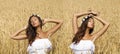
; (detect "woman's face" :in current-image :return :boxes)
[87,18,94,29]
[30,16,41,27]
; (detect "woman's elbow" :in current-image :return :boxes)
[104,21,110,26]
[10,35,16,39]
[106,22,110,27]
[104,22,110,28]
[10,36,14,39]
[59,20,63,25]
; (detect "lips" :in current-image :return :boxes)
[32,23,36,26]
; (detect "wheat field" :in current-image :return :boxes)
[0,0,120,54]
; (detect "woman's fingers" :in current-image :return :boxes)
[88,10,100,16]
[92,11,100,15]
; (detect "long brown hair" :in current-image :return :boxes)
[26,15,43,45]
[72,16,94,44]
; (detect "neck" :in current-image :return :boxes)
[36,26,42,33]
[84,28,90,37]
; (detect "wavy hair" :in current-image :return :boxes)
[72,16,94,44]
[26,15,43,45]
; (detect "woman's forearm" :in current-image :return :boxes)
[44,18,63,36]
[44,19,63,24]
[74,12,91,18]
[92,16,110,41]
[94,16,109,26]
[11,27,26,38]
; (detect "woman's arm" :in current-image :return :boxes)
[11,26,27,40]
[73,12,91,34]
[44,19,63,37]
[92,16,110,41]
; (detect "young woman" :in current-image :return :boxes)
[11,14,63,54]
[70,10,110,54]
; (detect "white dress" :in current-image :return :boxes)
[27,38,52,54]
[70,40,95,54]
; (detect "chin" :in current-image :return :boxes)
[34,25,40,28]
[89,27,93,29]
[32,25,37,27]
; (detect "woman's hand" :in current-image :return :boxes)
[42,19,48,25]
[88,10,100,16]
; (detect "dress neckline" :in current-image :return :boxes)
[80,40,94,43]
[35,38,49,40]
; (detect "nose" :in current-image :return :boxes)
[31,21,36,25]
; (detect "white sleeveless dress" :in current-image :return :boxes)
[70,40,95,54]
[27,38,52,54]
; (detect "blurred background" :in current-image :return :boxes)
[0,0,120,54]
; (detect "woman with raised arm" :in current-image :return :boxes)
[70,10,110,54]
[11,14,63,54]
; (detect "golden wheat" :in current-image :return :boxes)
[0,0,120,54]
